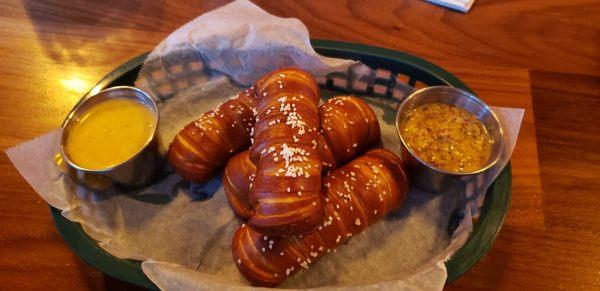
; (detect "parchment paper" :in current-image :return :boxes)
[6,1,524,290]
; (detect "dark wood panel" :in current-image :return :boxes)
[447,71,600,291]
[531,72,600,231]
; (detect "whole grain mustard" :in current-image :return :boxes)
[401,103,492,173]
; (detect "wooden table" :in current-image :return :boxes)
[0,0,598,289]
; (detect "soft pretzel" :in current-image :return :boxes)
[232,149,409,287]
[168,88,256,183]
[225,96,380,221]
[224,151,256,220]
[319,96,380,166]
[248,67,324,236]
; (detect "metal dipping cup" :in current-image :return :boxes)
[60,86,163,191]
[395,86,504,193]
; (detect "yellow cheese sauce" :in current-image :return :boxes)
[401,103,492,173]
[65,98,155,170]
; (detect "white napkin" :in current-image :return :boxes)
[426,0,475,12]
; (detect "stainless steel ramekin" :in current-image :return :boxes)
[395,86,504,192]
[60,86,163,191]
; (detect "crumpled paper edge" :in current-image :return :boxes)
[135,0,355,101]
[141,259,447,291]
[5,129,73,211]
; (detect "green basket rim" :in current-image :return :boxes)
[50,40,511,289]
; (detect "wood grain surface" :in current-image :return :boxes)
[0,0,598,290]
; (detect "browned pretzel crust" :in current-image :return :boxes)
[248,67,324,236]
[168,88,256,183]
[232,149,408,287]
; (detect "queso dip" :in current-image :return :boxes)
[65,98,156,170]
